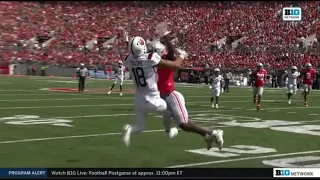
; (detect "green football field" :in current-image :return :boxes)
[0,75,320,168]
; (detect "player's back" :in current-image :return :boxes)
[288,72,299,84]
[125,53,160,101]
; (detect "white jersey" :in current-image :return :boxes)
[117,65,125,78]
[287,71,299,85]
[212,74,223,89]
[125,52,161,101]
[78,67,88,77]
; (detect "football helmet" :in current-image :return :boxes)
[128,36,147,57]
[305,63,312,70]
[257,63,263,69]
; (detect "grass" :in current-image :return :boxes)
[0,75,319,168]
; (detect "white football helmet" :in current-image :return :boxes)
[291,66,297,70]
[257,63,263,70]
[214,68,220,72]
[128,36,147,57]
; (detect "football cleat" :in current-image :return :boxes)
[214,129,224,150]
[168,127,179,139]
[204,135,214,150]
[119,93,123,96]
[107,91,111,95]
[215,104,219,109]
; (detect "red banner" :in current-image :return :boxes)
[0,66,9,75]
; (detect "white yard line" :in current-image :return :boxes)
[0,94,66,96]
[0,104,134,110]
[0,126,228,145]
[0,110,236,122]
[0,129,163,144]
[0,97,132,102]
[0,101,246,110]
[0,90,42,92]
[166,150,320,168]
[1,101,320,110]
[55,110,237,119]
[246,106,320,111]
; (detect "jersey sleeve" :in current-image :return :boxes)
[148,52,161,66]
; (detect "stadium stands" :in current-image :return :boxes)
[0,1,319,69]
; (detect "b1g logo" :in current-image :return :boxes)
[275,169,291,176]
[282,7,302,21]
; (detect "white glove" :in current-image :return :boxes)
[155,22,170,38]
[121,28,129,42]
[175,48,188,59]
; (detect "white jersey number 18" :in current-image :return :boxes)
[132,67,147,87]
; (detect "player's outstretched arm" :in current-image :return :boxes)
[122,29,129,47]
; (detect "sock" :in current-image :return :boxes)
[110,83,115,91]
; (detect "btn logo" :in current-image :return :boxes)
[274,169,291,177]
[282,7,302,21]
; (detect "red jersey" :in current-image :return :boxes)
[253,69,267,87]
[301,68,316,85]
[157,50,175,95]
[157,67,175,95]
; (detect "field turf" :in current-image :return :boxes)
[0,76,319,168]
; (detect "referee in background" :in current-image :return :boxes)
[77,63,88,92]
[224,71,232,92]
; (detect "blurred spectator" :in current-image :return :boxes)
[0,1,318,70]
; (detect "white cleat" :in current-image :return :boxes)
[168,127,179,139]
[107,91,111,95]
[119,93,123,96]
[204,134,214,150]
[288,100,291,104]
[211,103,214,108]
[122,124,132,147]
[214,129,224,150]
[215,104,219,109]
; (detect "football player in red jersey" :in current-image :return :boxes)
[252,63,267,110]
[300,63,316,107]
[152,25,224,150]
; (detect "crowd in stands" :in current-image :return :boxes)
[0,1,319,70]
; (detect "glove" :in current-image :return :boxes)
[175,48,188,59]
[155,22,170,38]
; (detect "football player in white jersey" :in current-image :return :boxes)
[108,61,126,96]
[284,66,299,104]
[211,68,223,108]
[122,36,186,147]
